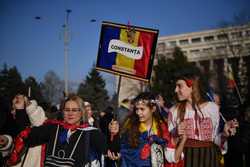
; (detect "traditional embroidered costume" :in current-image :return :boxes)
[7,120,106,167]
[120,119,184,167]
[168,102,227,167]
[8,100,47,167]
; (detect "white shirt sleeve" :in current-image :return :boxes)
[164,147,184,163]
[168,106,178,134]
[26,100,47,126]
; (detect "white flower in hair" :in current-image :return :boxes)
[136,99,159,105]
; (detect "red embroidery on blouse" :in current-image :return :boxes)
[183,118,195,139]
[183,117,213,141]
[199,118,213,141]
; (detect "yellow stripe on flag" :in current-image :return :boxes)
[228,65,234,80]
[116,29,140,72]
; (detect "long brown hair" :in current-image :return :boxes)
[121,92,166,148]
[175,67,208,121]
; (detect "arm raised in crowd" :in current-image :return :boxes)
[26,100,47,126]
[12,94,31,132]
[12,94,47,128]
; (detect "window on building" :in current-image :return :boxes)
[156,54,164,59]
[230,44,242,50]
[216,46,227,50]
[204,36,214,42]
[168,41,177,47]
[231,31,242,38]
[157,42,166,52]
[190,49,200,53]
[217,33,228,40]
[179,39,189,45]
[245,30,250,37]
[165,52,173,58]
[203,48,213,52]
[182,51,187,55]
[245,43,250,49]
[191,37,201,43]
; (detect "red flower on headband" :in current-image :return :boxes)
[185,79,193,87]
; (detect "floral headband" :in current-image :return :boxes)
[135,99,158,106]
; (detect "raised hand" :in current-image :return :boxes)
[223,119,239,137]
[12,94,30,110]
[109,119,119,135]
[107,149,121,161]
[12,94,25,110]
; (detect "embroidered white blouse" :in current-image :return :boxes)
[168,102,227,154]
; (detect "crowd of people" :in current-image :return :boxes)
[0,66,249,167]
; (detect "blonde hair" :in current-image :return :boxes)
[63,94,88,123]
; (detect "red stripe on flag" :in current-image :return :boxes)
[227,65,236,89]
[228,79,236,89]
[134,32,155,78]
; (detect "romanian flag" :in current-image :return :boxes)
[227,64,236,89]
[96,21,158,82]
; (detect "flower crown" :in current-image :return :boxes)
[135,99,158,106]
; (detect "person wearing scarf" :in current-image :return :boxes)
[7,94,107,167]
[108,92,186,167]
[1,94,47,167]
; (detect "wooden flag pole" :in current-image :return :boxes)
[117,75,122,102]
[115,75,122,118]
[28,86,31,98]
[110,75,122,143]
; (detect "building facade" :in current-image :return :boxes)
[118,24,250,103]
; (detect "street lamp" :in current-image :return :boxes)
[63,9,72,97]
